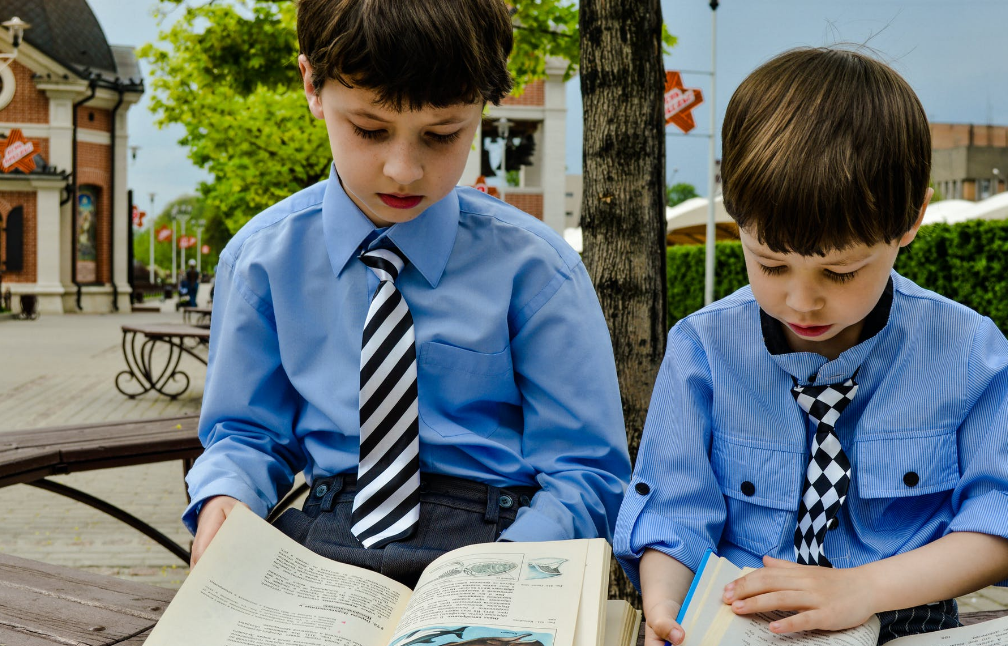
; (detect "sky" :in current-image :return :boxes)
[84,0,1008,216]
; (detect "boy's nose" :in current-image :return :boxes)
[785,283,823,313]
[383,144,423,186]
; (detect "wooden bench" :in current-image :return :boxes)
[180,305,212,327]
[0,415,202,564]
[116,323,211,399]
[0,552,174,645]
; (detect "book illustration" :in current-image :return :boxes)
[527,557,568,579]
[430,557,521,580]
[392,625,554,646]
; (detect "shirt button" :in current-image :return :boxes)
[740,481,756,497]
[903,471,920,487]
[635,482,650,495]
[314,484,329,498]
[827,517,839,530]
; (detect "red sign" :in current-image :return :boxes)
[201,245,210,254]
[472,174,500,198]
[664,71,704,134]
[1,129,39,173]
[156,226,172,242]
[132,206,146,228]
[179,235,197,249]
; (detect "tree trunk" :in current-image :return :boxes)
[580,0,667,606]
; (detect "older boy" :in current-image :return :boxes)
[184,0,630,587]
[614,47,1008,645]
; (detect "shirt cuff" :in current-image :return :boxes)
[947,491,1008,586]
[182,480,272,535]
[499,507,574,542]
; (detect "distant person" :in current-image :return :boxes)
[182,0,631,589]
[615,47,1008,646]
[185,259,199,307]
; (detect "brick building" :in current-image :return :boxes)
[0,0,142,314]
[459,57,568,234]
[931,123,1008,201]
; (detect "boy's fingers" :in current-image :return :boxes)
[729,589,812,616]
[762,556,800,569]
[645,618,685,646]
[767,609,823,635]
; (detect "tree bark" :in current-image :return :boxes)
[580,0,667,606]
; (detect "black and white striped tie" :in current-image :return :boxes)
[352,247,421,549]
[791,374,858,567]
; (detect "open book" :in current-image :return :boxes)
[677,551,1008,645]
[146,505,639,646]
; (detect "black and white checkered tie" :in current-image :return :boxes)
[791,374,858,567]
[352,247,421,549]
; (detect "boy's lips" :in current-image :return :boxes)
[788,322,832,338]
[378,193,423,209]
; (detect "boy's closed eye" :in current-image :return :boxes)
[756,263,859,284]
[351,123,462,146]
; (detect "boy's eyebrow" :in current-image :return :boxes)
[349,108,468,126]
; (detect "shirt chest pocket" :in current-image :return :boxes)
[417,341,520,438]
[854,428,959,532]
[711,434,805,555]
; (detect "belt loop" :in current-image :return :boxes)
[320,474,344,513]
[485,485,500,523]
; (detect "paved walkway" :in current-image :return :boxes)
[0,295,1006,612]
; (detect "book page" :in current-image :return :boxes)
[887,614,1008,646]
[680,553,879,646]
[145,505,412,646]
[573,539,612,646]
[602,600,641,646]
[388,539,601,646]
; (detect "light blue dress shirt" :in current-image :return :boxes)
[183,171,631,542]
[614,273,1008,589]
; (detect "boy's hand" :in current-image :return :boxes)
[643,597,685,646]
[722,556,874,634]
[639,549,695,646]
[191,495,247,568]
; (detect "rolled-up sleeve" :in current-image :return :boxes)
[614,322,725,590]
[947,317,1008,562]
[182,256,306,534]
[498,260,631,543]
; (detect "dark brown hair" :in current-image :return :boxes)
[721,47,931,255]
[297,0,513,111]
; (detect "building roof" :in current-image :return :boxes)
[0,0,142,86]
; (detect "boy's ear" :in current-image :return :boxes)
[898,187,934,248]
[299,54,325,120]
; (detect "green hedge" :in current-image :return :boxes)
[667,219,1008,332]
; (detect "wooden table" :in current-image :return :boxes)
[116,323,210,399]
[0,552,174,645]
[180,305,212,327]
[0,415,202,563]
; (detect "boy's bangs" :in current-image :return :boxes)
[726,152,892,257]
[301,0,512,111]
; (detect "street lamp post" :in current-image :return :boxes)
[194,219,206,274]
[704,0,719,306]
[148,193,155,283]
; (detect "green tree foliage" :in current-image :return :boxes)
[665,220,1008,333]
[666,182,698,207]
[141,0,607,232]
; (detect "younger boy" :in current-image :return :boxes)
[614,47,1008,645]
[184,0,631,587]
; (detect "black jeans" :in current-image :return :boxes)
[274,473,537,588]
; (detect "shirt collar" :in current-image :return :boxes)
[760,276,894,384]
[322,166,458,287]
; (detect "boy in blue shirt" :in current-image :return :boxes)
[614,47,1008,645]
[184,0,631,586]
